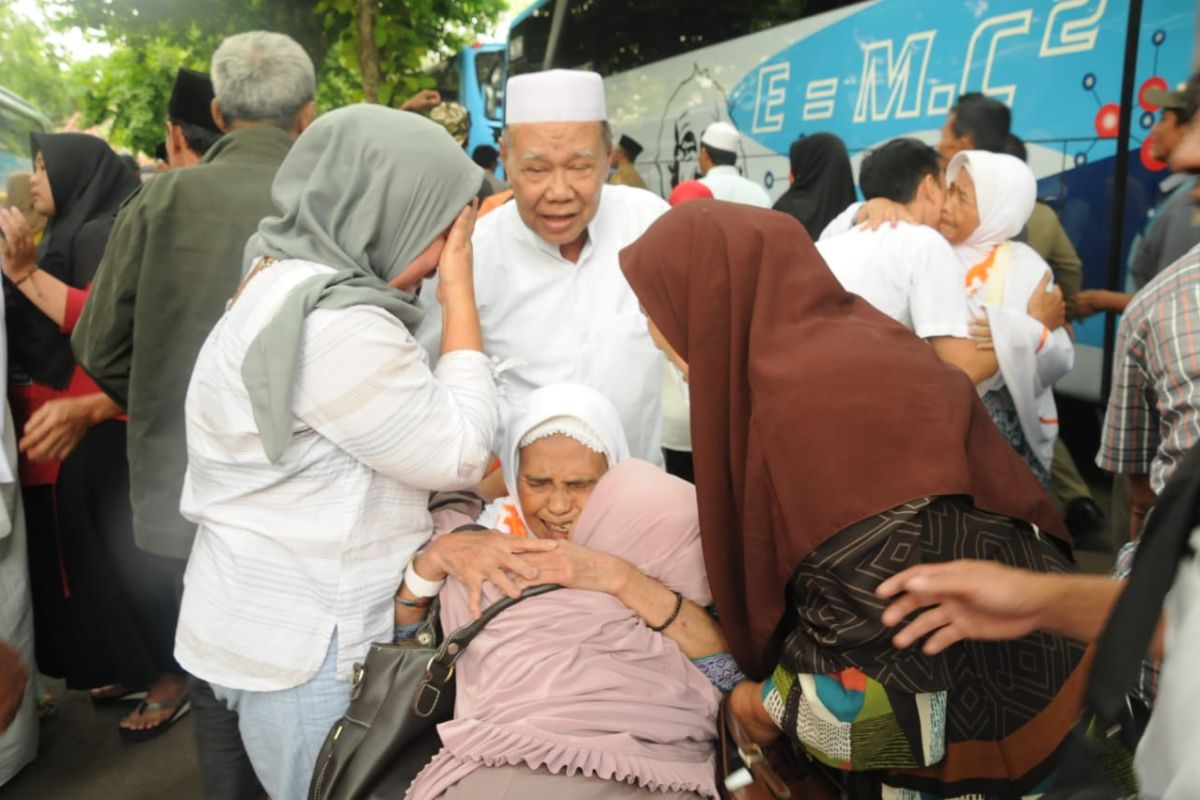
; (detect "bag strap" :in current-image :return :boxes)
[412,583,562,716]
[1087,443,1200,726]
[1049,443,1200,794]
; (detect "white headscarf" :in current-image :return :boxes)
[945,150,1037,265]
[499,384,631,527]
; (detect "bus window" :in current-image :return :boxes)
[508,0,856,76]
[476,49,505,121]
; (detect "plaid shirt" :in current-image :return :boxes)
[1098,243,1200,494]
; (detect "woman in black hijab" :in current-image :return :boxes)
[771,132,856,238]
[1,133,189,741]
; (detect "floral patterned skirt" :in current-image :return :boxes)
[981,386,1052,490]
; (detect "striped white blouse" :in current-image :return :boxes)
[175,259,497,691]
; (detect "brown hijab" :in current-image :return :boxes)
[619,200,1067,679]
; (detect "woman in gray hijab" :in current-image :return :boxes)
[172,105,552,800]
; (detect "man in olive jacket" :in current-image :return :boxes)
[72,31,316,800]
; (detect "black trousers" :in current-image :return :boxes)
[664,448,694,484]
[190,676,266,800]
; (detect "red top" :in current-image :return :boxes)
[9,284,124,486]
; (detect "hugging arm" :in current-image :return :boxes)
[515,540,730,660]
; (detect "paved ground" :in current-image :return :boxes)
[0,679,200,800]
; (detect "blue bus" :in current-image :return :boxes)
[507,0,1198,403]
[431,42,507,161]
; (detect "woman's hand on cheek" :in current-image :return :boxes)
[514,541,628,595]
[435,202,477,305]
[419,530,557,619]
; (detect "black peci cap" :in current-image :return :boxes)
[618,134,644,161]
[168,68,221,133]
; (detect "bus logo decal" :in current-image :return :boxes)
[1040,0,1108,57]
[852,30,936,123]
[752,63,790,133]
[803,77,838,121]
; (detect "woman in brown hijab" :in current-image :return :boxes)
[619,201,1119,798]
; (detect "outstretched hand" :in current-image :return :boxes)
[418,530,557,619]
[400,89,442,112]
[513,539,625,595]
[875,560,1048,655]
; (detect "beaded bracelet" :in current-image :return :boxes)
[649,590,684,632]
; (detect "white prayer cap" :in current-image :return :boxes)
[505,69,607,124]
[701,121,741,152]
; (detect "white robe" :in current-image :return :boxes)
[418,185,668,464]
[0,299,36,786]
[967,242,1073,470]
[949,150,1074,472]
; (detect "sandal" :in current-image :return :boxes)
[89,685,149,706]
[117,695,191,743]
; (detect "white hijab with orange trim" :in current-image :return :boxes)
[478,383,631,536]
[947,150,1073,471]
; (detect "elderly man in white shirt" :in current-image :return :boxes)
[420,70,669,475]
[697,121,771,208]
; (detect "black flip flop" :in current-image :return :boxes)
[117,696,191,743]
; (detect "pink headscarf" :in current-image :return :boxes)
[407,460,720,799]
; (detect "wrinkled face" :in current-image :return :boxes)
[937,112,971,167]
[1151,109,1189,162]
[502,122,607,250]
[938,169,981,244]
[29,152,54,216]
[516,434,608,541]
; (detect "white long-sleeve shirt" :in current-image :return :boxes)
[176,259,497,690]
[418,184,667,463]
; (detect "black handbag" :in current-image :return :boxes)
[308,583,562,800]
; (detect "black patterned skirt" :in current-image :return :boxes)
[772,495,1125,798]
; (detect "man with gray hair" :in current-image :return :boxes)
[72,30,315,799]
[419,69,668,477]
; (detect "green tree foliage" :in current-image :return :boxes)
[44,0,505,152]
[0,1,84,124]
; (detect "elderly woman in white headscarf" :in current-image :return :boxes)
[397,383,737,800]
[939,150,1074,487]
[173,105,539,800]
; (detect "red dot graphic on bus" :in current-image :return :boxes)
[1139,76,1168,111]
[1141,136,1167,172]
[1094,103,1120,138]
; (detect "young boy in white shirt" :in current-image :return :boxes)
[816,138,997,384]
